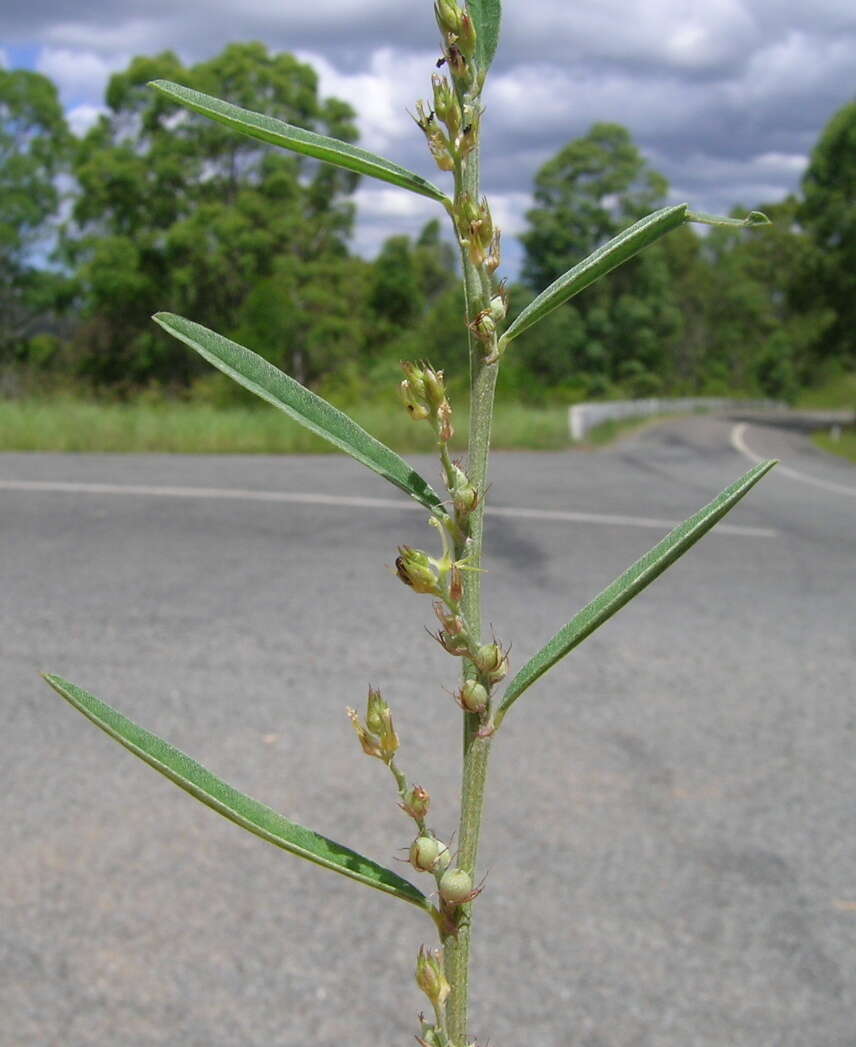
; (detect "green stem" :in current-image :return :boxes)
[443,124,499,1046]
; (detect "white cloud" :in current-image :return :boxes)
[349,185,441,257]
[296,47,437,155]
[504,0,759,73]
[0,48,8,69]
[66,103,106,136]
[9,0,852,273]
[43,19,163,58]
[36,46,128,105]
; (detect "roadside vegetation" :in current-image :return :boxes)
[0,396,571,454]
[1,57,855,454]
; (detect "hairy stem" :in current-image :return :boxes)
[443,128,499,1046]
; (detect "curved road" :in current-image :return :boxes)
[2,413,854,1046]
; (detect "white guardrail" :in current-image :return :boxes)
[568,398,784,442]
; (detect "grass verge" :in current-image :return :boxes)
[813,427,856,464]
[0,398,572,454]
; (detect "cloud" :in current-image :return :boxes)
[36,46,129,106]
[66,102,106,137]
[349,185,441,258]
[5,0,854,274]
[296,47,437,156]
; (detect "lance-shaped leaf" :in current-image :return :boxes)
[500,204,688,347]
[153,313,445,516]
[468,0,502,76]
[494,460,777,725]
[150,80,450,206]
[43,674,431,912]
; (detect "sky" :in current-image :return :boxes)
[2,0,855,278]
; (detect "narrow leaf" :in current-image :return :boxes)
[501,204,688,347]
[468,0,502,75]
[150,80,450,206]
[153,313,445,516]
[495,460,777,724]
[43,674,431,911]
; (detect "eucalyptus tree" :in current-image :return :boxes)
[64,43,358,387]
[0,69,70,356]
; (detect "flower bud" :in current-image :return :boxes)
[346,707,383,760]
[436,400,454,443]
[457,12,477,59]
[434,0,462,36]
[449,463,478,514]
[439,866,474,905]
[401,360,427,400]
[474,642,509,684]
[488,285,508,323]
[431,75,459,138]
[485,230,502,274]
[459,679,488,714]
[416,946,451,1010]
[467,309,496,344]
[365,687,399,760]
[433,602,470,657]
[401,784,431,821]
[396,546,440,595]
[422,366,446,411]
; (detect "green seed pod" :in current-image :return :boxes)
[433,840,452,873]
[459,679,488,713]
[410,836,442,872]
[439,866,473,905]
[475,642,508,684]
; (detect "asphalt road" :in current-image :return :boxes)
[2,413,854,1046]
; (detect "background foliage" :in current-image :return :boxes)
[1,48,854,409]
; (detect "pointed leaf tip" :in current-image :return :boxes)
[152,312,445,515]
[501,205,688,346]
[148,79,450,205]
[495,459,776,723]
[43,673,430,910]
[686,208,771,229]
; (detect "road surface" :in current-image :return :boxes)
[2,413,854,1046]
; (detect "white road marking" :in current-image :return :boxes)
[731,422,856,499]
[0,478,777,537]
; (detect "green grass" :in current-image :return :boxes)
[0,397,571,454]
[583,413,672,446]
[796,369,856,409]
[813,427,856,464]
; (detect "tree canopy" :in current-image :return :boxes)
[0,50,851,406]
[798,99,856,367]
[0,69,70,357]
[63,43,359,386]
